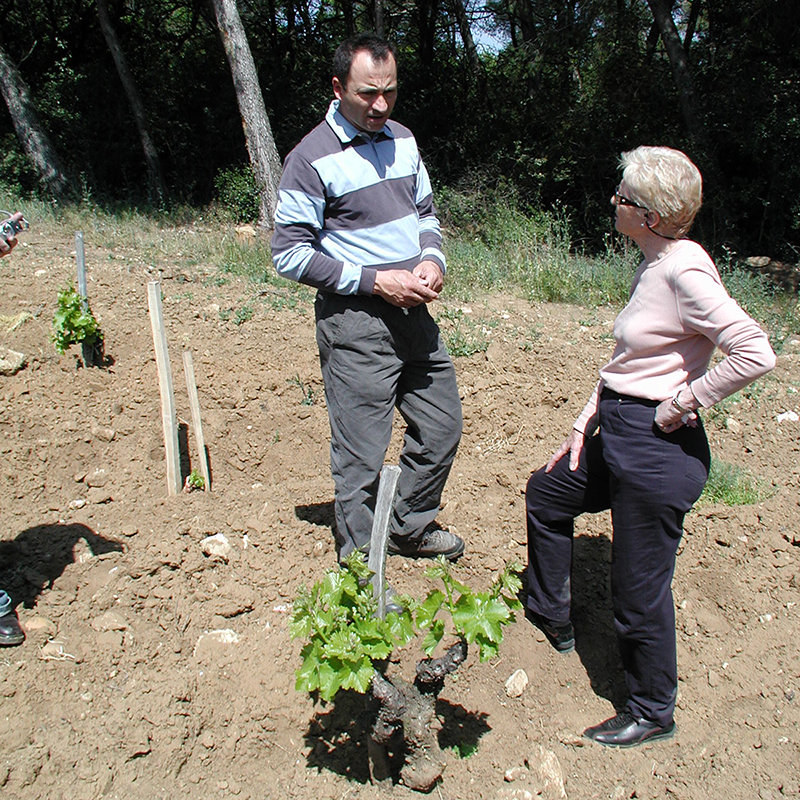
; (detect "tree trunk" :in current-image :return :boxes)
[0,44,74,202]
[209,0,282,230]
[450,0,484,91]
[97,0,168,205]
[683,0,701,54]
[645,0,705,146]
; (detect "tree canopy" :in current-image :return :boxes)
[1,0,798,260]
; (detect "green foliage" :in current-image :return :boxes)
[290,553,416,702]
[290,554,522,702]
[450,741,479,759]
[0,136,40,197]
[186,469,205,491]
[699,459,772,506]
[52,284,103,355]
[441,185,637,306]
[3,0,800,261]
[417,557,522,663]
[437,308,491,358]
[214,167,259,223]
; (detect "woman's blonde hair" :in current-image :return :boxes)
[620,146,703,238]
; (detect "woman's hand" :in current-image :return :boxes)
[654,399,698,433]
[546,429,585,473]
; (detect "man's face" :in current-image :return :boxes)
[332,50,397,133]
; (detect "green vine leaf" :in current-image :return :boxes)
[421,618,446,657]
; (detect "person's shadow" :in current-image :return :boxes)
[570,533,628,709]
[0,522,124,609]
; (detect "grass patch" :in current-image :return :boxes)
[439,184,638,306]
[718,255,800,354]
[439,184,799,350]
[0,183,794,350]
[436,307,492,358]
[699,459,772,506]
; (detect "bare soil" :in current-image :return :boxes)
[1,223,798,800]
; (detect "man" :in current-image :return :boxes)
[0,211,26,647]
[272,34,464,570]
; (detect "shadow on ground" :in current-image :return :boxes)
[302,688,491,785]
[0,522,124,609]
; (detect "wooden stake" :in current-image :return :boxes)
[75,231,88,308]
[75,231,94,366]
[182,350,211,492]
[367,465,401,619]
[147,281,181,496]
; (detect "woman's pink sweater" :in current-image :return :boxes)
[574,240,776,435]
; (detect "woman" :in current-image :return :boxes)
[524,146,775,747]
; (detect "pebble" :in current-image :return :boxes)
[505,669,529,698]
[201,533,232,561]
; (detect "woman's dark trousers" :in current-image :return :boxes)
[526,390,710,726]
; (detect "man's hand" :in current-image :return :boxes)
[0,212,24,257]
[545,429,585,473]
[412,260,444,294]
[373,268,439,308]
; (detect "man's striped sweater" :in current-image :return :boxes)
[271,100,446,296]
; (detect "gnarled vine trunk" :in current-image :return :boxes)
[368,639,468,792]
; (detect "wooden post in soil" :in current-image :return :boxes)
[75,231,94,366]
[366,464,401,784]
[367,464,401,620]
[147,281,182,496]
[182,350,211,491]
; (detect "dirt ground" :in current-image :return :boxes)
[0,220,798,800]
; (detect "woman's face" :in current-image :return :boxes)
[611,179,647,238]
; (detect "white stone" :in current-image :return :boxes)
[90,611,129,632]
[201,533,232,561]
[504,668,529,697]
[0,346,25,375]
[525,744,567,799]
[193,629,240,658]
[86,467,110,487]
[776,410,799,423]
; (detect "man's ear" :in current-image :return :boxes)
[332,76,344,101]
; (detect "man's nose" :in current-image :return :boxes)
[373,93,389,113]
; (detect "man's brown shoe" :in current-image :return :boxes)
[388,524,465,561]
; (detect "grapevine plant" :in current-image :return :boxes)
[290,553,522,790]
[52,283,103,357]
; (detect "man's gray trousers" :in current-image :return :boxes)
[315,292,462,560]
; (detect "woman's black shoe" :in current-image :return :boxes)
[583,711,675,748]
[524,607,574,653]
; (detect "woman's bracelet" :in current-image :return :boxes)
[671,393,691,414]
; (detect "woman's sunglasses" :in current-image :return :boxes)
[614,186,648,210]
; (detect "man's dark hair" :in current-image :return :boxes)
[333,33,397,88]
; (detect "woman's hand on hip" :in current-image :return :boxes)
[546,429,585,473]
[654,400,698,433]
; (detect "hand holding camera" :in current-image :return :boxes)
[0,211,29,256]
